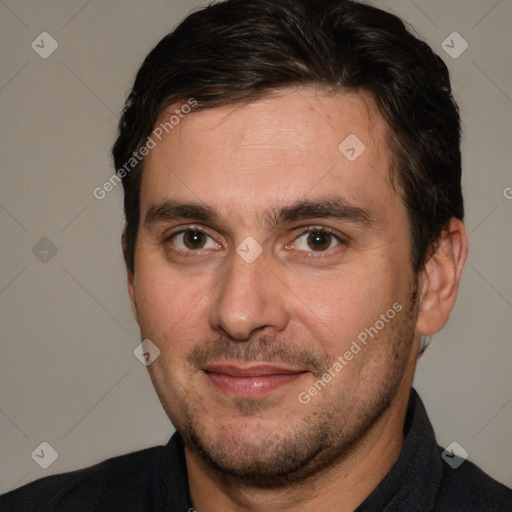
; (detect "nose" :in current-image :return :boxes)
[209,245,290,341]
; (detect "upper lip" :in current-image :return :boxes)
[203,363,306,377]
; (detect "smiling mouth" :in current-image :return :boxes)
[203,363,308,398]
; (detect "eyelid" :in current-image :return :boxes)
[285,225,348,256]
[162,224,348,256]
[295,225,348,244]
[164,225,222,252]
[164,223,216,239]
[296,225,344,239]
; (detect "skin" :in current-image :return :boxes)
[124,87,468,511]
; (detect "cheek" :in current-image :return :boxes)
[289,256,406,348]
[133,253,210,346]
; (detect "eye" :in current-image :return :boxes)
[292,229,342,252]
[170,229,220,251]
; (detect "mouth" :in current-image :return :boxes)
[203,363,308,398]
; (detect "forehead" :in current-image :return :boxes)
[140,87,400,224]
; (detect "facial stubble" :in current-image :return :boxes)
[147,284,420,488]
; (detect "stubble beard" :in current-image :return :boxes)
[150,286,419,488]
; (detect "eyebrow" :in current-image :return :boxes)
[265,197,371,228]
[144,197,372,230]
[144,200,217,227]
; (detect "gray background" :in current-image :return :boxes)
[1,0,511,493]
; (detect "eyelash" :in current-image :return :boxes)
[164,225,347,257]
[291,226,346,256]
[164,225,219,258]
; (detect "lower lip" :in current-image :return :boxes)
[205,371,305,398]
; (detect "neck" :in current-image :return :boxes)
[185,383,413,512]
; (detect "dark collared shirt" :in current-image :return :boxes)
[2,389,511,511]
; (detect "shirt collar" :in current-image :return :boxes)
[356,388,442,511]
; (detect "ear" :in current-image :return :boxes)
[122,232,138,323]
[415,218,468,336]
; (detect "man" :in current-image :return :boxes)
[2,0,511,510]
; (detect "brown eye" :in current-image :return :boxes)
[182,230,207,249]
[169,229,220,253]
[291,229,342,253]
[306,231,332,251]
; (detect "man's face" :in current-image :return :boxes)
[129,88,421,483]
